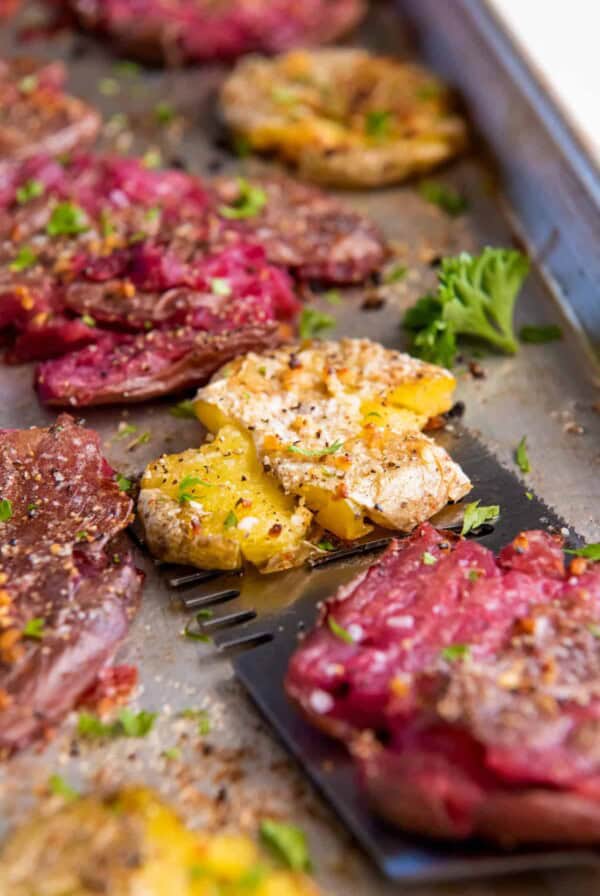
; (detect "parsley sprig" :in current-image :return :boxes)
[403,248,529,367]
[219,178,266,220]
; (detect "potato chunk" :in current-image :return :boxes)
[139,425,313,572]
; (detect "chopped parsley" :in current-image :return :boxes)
[365,109,392,139]
[99,77,120,96]
[298,307,335,340]
[519,324,562,344]
[18,74,38,94]
[218,178,267,220]
[142,149,162,169]
[115,474,132,492]
[422,551,437,565]
[178,475,211,504]
[169,399,197,419]
[114,60,140,77]
[287,439,343,458]
[461,500,500,536]
[9,245,38,272]
[468,569,482,582]
[154,101,175,124]
[565,543,600,562]
[183,614,212,642]
[259,820,311,872]
[223,509,238,529]
[81,314,96,328]
[384,263,407,284]
[47,202,89,237]
[323,289,341,306]
[317,540,336,552]
[117,423,137,439]
[271,86,297,105]
[210,277,232,297]
[76,530,89,541]
[515,435,530,473]
[77,708,156,739]
[23,618,45,640]
[16,178,44,204]
[403,248,529,367]
[48,774,79,801]
[441,643,470,662]
[328,616,354,645]
[418,180,468,216]
[525,491,533,501]
[179,708,211,735]
[0,498,12,522]
[162,746,182,760]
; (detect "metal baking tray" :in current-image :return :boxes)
[1,1,600,893]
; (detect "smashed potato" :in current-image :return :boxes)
[221,48,467,187]
[0,787,320,896]
[195,339,471,540]
[139,425,313,572]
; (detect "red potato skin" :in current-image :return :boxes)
[0,416,143,754]
[286,524,600,846]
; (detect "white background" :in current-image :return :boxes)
[491,0,600,159]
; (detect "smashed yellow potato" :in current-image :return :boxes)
[0,787,320,896]
[138,425,313,572]
[195,340,471,541]
[221,48,467,187]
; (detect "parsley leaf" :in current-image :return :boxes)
[116,423,137,439]
[77,708,156,739]
[441,643,470,662]
[210,277,232,297]
[179,708,211,735]
[23,618,45,640]
[9,245,38,272]
[422,551,437,565]
[298,307,336,340]
[169,399,197,419]
[16,178,44,204]
[154,101,175,124]
[328,616,354,644]
[403,248,529,367]
[116,474,132,492]
[519,324,563,344]
[219,178,266,220]
[223,509,238,529]
[47,202,89,237]
[81,313,96,328]
[260,820,311,872]
[384,263,407,284]
[461,500,500,536]
[323,289,341,305]
[0,498,13,522]
[365,109,392,139]
[515,435,530,473]
[49,774,79,801]
[178,475,211,504]
[565,543,600,562]
[287,439,344,458]
[317,540,336,552]
[418,180,468,216]
[162,746,181,760]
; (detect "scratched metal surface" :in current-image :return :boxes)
[1,2,600,894]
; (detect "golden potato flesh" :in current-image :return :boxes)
[0,787,320,896]
[138,425,313,572]
[220,48,467,187]
[195,339,471,541]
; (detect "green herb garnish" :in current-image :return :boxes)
[418,180,468,216]
[9,245,38,272]
[287,440,343,458]
[18,74,38,94]
[210,277,232,297]
[365,109,392,139]
[142,149,162,169]
[565,544,600,562]
[317,540,336,552]
[328,616,355,645]
[178,475,212,504]
[16,178,44,204]
[117,423,137,439]
[77,708,156,739]
[116,474,132,492]
[519,324,563,344]
[169,399,197,419]
[183,614,212,643]
[114,60,140,77]
[384,264,407,284]
[179,709,211,735]
[461,500,500,536]
[403,248,529,367]
[323,289,341,306]
[468,569,482,582]
[47,201,89,237]
[48,774,79,801]
[441,643,470,662]
[223,509,238,529]
[99,77,120,96]
[162,747,182,760]
[515,435,530,473]
[23,618,45,640]
[416,82,441,101]
[154,101,175,124]
[218,178,267,220]
[298,307,335,340]
[76,530,89,541]
[260,820,311,872]
[587,624,600,638]
[422,551,437,565]
[81,314,96,328]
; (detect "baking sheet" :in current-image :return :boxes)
[1,2,600,894]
